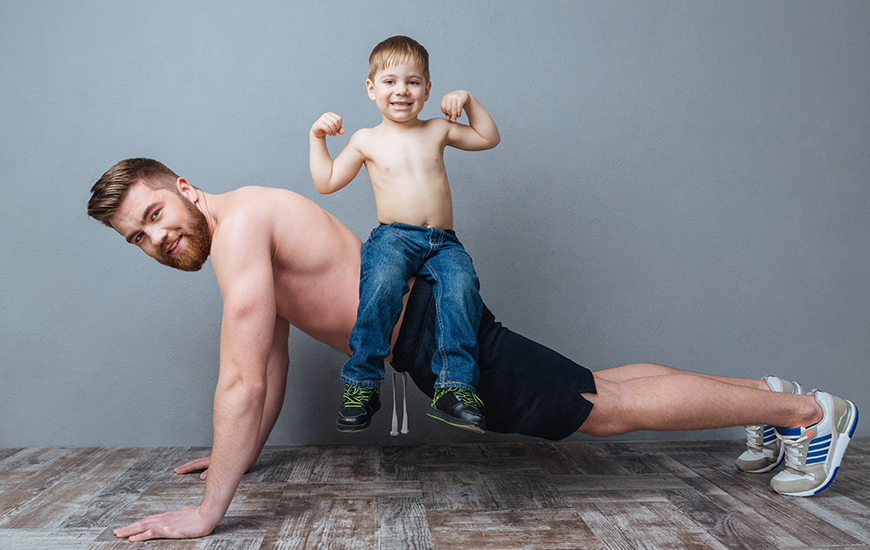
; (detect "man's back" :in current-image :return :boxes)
[208,186,363,351]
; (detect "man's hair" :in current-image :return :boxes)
[88,158,180,227]
[368,35,429,82]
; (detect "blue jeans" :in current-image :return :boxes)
[341,223,482,391]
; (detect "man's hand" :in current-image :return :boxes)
[113,506,215,542]
[175,456,212,480]
[441,90,472,122]
[311,112,345,138]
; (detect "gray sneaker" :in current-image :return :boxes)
[735,376,804,473]
[770,390,858,496]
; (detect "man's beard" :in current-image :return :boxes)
[158,198,212,272]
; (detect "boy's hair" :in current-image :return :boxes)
[88,158,180,227]
[368,35,429,82]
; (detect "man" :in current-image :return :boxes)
[89,158,858,542]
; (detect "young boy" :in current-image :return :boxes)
[310,35,500,434]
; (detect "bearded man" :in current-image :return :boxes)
[88,158,857,542]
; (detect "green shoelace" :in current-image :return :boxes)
[343,384,378,407]
[432,388,484,409]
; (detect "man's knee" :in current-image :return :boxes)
[577,378,630,437]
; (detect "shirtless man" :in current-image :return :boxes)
[88,158,858,542]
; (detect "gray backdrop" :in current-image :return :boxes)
[2,1,868,448]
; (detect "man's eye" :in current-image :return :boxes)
[134,233,143,244]
[151,209,160,221]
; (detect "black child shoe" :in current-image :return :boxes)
[336,384,381,432]
[427,388,486,434]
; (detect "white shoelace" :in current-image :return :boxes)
[390,371,409,436]
[743,425,764,451]
[780,429,810,470]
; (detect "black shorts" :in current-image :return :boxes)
[391,279,596,441]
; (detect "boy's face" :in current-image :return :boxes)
[366,59,431,123]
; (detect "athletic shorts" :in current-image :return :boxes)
[390,279,596,441]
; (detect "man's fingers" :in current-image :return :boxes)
[174,456,210,474]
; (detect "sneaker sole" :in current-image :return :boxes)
[335,420,372,433]
[427,410,486,434]
[778,401,859,497]
[737,452,784,474]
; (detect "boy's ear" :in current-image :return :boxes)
[366,79,376,101]
[424,80,431,101]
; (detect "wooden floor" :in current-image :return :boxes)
[1,438,869,550]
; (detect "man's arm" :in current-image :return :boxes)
[309,112,366,194]
[114,213,278,542]
[173,318,290,480]
[441,90,501,151]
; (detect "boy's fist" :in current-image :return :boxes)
[311,112,345,138]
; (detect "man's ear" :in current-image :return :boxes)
[176,177,197,202]
[366,79,376,101]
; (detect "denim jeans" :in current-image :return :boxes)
[341,223,482,391]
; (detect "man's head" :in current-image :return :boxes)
[89,158,212,272]
[368,35,429,83]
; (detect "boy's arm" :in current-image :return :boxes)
[309,112,366,194]
[441,91,501,151]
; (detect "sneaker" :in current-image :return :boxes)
[736,376,805,473]
[770,390,859,496]
[335,384,381,433]
[427,388,486,434]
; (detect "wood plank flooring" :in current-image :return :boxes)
[1,438,868,549]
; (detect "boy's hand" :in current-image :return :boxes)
[311,112,345,138]
[441,90,472,122]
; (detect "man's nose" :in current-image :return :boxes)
[145,226,168,249]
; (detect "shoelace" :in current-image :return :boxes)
[743,425,765,452]
[343,384,376,407]
[391,371,409,436]
[779,429,811,470]
[434,387,485,409]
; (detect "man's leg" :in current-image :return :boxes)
[578,363,822,437]
[592,363,768,389]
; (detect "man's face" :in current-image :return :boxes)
[110,180,211,272]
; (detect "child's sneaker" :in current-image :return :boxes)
[770,390,859,496]
[736,376,804,473]
[427,388,486,434]
[335,384,381,432]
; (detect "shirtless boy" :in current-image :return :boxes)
[88,159,858,541]
[310,36,500,434]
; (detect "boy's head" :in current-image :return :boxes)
[368,35,429,83]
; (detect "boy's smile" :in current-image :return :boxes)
[367,60,432,123]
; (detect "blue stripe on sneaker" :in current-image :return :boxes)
[776,426,803,437]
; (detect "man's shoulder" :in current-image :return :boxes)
[211,187,304,247]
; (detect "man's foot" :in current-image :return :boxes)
[335,384,381,432]
[770,390,859,496]
[427,388,486,434]
[736,376,805,473]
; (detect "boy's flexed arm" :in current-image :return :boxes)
[309,112,366,194]
[442,91,501,151]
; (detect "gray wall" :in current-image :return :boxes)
[2,1,868,448]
